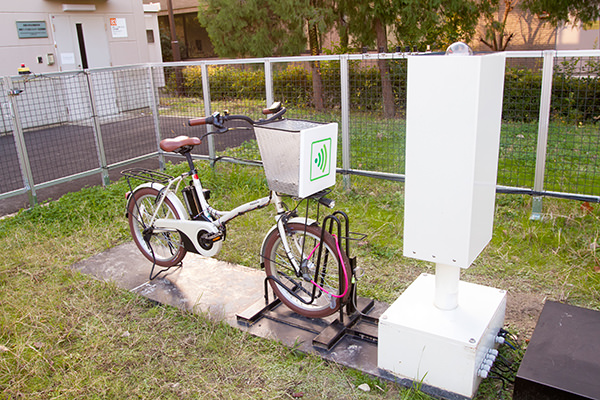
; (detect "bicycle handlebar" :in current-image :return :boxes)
[188,116,213,127]
[187,102,286,129]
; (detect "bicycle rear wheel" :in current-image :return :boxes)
[128,187,186,267]
[262,222,351,318]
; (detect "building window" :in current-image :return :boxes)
[146,29,155,43]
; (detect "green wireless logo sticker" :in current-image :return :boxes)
[310,138,332,181]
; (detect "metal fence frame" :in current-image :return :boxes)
[2,50,600,217]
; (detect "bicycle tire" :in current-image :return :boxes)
[262,222,351,318]
[128,187,187,267]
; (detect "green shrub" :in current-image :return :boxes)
[502,64,600,124]
[552,74,600,123]
[273,64,311,108]
[503,67,542,123]
[183,66,203,97]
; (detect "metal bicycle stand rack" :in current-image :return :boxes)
[236,211,382,354]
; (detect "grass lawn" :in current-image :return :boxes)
[1,157,599,399]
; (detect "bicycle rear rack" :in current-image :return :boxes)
[237,207,379,351]
[122,167,173,186]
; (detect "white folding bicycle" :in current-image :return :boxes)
[122,103,352,318]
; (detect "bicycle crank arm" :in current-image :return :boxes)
[155,218,223,257]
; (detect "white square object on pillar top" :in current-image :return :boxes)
[403,54,506,268]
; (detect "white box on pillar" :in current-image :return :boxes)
[402,52,505,268]
[377,50,507,399]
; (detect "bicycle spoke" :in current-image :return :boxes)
[128,188,186,268]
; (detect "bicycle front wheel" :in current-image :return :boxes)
[262,223,351,318]
[128,187,187,267]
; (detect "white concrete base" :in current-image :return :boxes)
[378,273,506,398]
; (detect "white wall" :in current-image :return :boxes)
[0,0,159,76]
[144,3,164,63]
[557,20,600,50]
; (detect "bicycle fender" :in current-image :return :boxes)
[128,182,189,221]
[259,216,317,264]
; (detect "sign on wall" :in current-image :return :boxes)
[16,21,48,38]
[109,18,128,38]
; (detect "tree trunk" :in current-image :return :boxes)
[339,15,349,50]
[480,0,516,51]
[375,18,395,118]
[309,22,324,111]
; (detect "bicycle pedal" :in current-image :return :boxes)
[201,231,223,242]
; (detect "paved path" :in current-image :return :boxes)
[0,115,255,216]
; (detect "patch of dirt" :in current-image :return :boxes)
[504,291,547,339]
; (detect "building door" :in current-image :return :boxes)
[50,15,118,119]
[51,15,111,71]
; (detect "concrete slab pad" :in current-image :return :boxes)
[71,241,268,324]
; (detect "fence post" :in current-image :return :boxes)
[4,76,37,206]
[201,62,215,165]
[340,54,351,189]
[531,50,554,220]
[85,71,110,186]
[264,59,274,107]
[147,65,165,170]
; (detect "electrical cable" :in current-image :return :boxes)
[489,370,515,385]
[498,328,522,350]
[488,375,509,400]
[496,354,517,372]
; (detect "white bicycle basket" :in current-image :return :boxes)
[254,119,338,198]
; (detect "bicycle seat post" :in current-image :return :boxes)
[182,148,196,175]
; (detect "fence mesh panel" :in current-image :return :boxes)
[206,64,266,160]
[158,64,269,161]
[157,65,208,158]
[3,52,600,209]
[497,57,542,189]
[273,61,315,119]
[272,60,343,166]
[545,56,600,196]
[11,73,100,185]
[348,58,406,174]
[91,67,159,164]
[0,80,24,194]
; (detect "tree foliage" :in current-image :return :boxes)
[341,0,480,51]
[198,0,600,57]
[197,0,334,58]
[198,0,307,58]
[523,0,600,25]
[393,0,481,50]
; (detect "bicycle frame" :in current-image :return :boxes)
[136,166,305,274]
[128,102,319,275]
[125,103,359,318]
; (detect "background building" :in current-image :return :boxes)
[0,0,162,76]
[557,20,600,50]
[144,0,215,60]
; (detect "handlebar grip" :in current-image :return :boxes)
[188,116,213,126]
[262,101,282,115]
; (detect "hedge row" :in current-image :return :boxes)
[167,63,600,123]
[504,68,600,123]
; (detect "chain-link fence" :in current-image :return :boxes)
[2,50,600,215]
